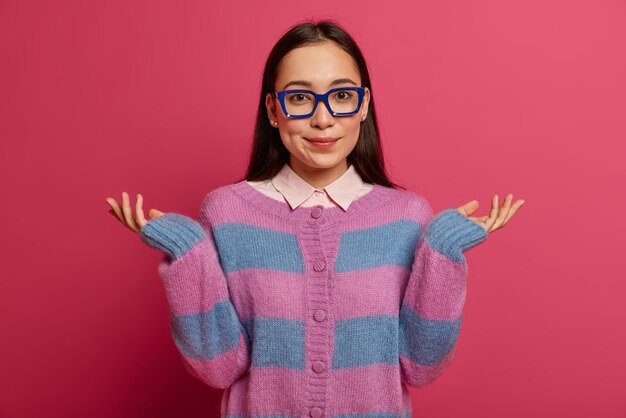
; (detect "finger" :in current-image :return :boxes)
[457,200,479,216]
[106,197,125,224]
[121,191,140,233]
[501,199,525,226]
[106,196,139,233]
[484,195,498,232]
[500,193,514,222]
[491,193,513,232]
[149,208,166,219]
[135,193,147,230]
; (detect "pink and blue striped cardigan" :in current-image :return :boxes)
[140,175,488,418]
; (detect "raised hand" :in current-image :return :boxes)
[105,191,165,234]
[456,193,525,233]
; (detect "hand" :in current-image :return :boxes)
[456,194,525,233]
[105,191,166,234]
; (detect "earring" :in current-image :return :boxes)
[271,120,278,126]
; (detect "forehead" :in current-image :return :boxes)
[276,42,361,89]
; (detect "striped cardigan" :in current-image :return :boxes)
[140,180,488,418]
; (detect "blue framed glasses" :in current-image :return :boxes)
[274,87,365,119]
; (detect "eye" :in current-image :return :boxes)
[287,93,311,103]
[334,90,354,101]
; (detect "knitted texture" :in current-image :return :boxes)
[140,180,488,418]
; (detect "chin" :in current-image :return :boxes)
[304,158,346,170]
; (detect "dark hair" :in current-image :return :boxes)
[239,19,404,190]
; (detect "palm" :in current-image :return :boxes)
[105,192,166,234]
[456,194,525,233]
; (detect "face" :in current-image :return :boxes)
[265,42,370,177]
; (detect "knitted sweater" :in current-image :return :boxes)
[140,179,488,418]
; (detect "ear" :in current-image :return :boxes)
[266,92,278,122]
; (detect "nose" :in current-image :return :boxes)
[309,99,335,129]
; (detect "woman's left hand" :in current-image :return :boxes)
[457,194,525,233]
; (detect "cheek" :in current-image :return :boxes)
[278,121,309,147]
[343,120,362,140]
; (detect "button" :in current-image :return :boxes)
[314,190,323,197]
[312,361,326,373]
[313,310,326,322]
[311,206,322,218]
[313,260,326,272]
[310,407,323,418]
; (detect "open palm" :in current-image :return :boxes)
[457,193,525,233]
[105,191,165,234]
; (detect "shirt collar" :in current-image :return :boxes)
[270,163,366,211]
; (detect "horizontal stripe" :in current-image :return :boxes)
[180,334,250,388]
[332,265,409,320]
[212,223,304,273]
[335,220,422,272]
[223,413,409,418]
[242,317,305,369]
[424,209,488,263]
[333,315,399,368]
[156,238,233,316]
[399,348,456,388]
[140,213,207,260]
[170,299,246,360]
[401,242,467,321]
[223,415,298,418]
[332,412,411,418]
[226,269,306,320]
[399,303,461,366]
[223,367,307,416]
[330,363,407,411]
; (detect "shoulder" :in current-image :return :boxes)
[197,182,245,226]
[379,186,434,224]
[200,182,238,206]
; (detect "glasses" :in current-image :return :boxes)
[274,87,365,119]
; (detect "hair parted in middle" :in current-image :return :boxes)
[240,18,404,190]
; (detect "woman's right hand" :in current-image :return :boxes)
[105,191,165,234]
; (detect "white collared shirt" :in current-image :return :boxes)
[246,163,374,211]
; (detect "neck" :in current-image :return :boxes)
[288,158,349,189]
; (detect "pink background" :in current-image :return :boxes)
[1,0,625,417]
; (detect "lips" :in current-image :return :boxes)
[306,137,339,143]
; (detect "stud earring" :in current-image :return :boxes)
[271,120,278,126]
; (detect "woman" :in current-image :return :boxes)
[106,19,523,418]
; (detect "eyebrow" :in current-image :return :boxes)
[281,78,358,90]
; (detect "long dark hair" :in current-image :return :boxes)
[239,19,404,190]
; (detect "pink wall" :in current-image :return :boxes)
[1,0,625,417]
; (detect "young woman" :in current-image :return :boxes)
[106,19,523,418]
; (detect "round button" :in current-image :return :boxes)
[313,260,326,272]
[313,310,326,322]
[314,190,323,197]
[310,407,322,418]
[312,361,326,373]
[311,206,322,218]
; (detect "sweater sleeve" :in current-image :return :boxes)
[399,201,488,388]
[140,206,251,389]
